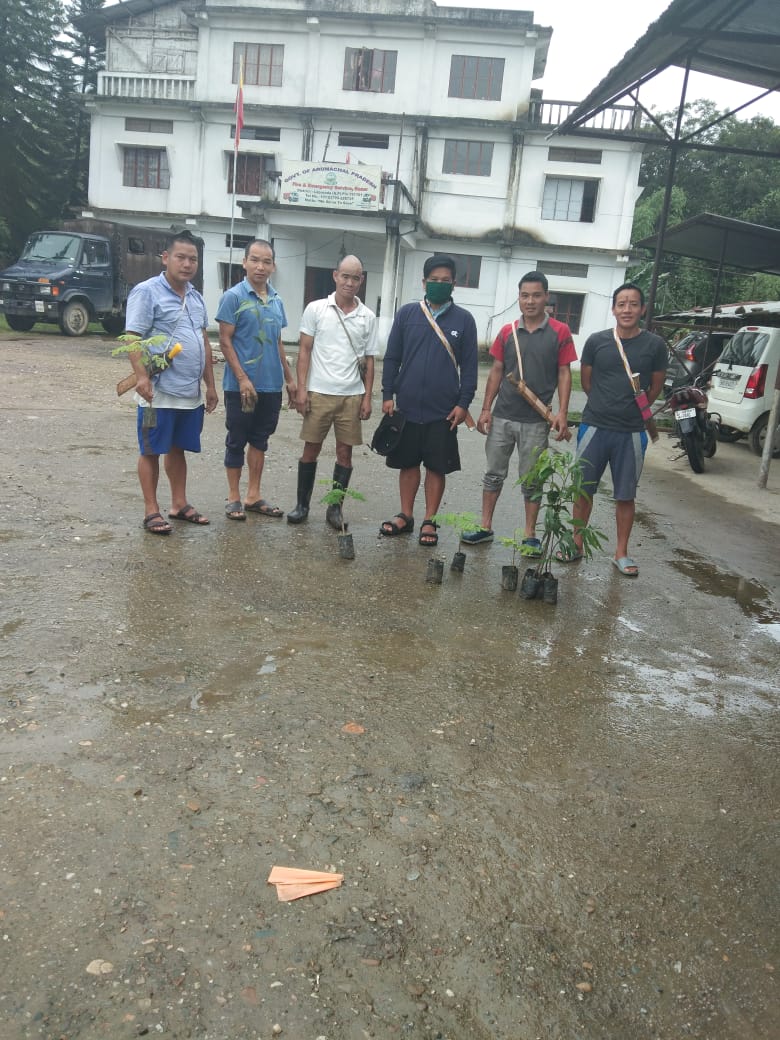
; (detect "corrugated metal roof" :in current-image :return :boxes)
[636,212,780,276]
[554,0,780,134]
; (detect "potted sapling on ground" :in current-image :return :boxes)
[319,480,365,559]
[429,511,483,577]
[497,527,525,591]
[516,448,606,604]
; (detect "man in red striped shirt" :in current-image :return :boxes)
[462,271,576,552]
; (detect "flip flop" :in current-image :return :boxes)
[613,556,639,577]
[168,505,210,525]
[244,500,284,518]
[379,513,414,536]
[225,500,246,521]
[553,544,582,561]
[143,512,172,535]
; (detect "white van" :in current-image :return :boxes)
[708,325,780,457]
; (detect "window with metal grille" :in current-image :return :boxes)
[233,43,284,87]
[548,292,585,333]
[547,146,602,164]
[343,48,397,93]
[123,147,170,189]
[227,153,269,195]
[125,118,174,134]
[536,260,589,278]
[231,125,281,142]
[448,55,504,100]
[542,177,598,222]
[442,139,494,176]
[448,253,482,289]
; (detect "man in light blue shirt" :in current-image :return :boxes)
[216,239,295,520]
[125,229,218,535]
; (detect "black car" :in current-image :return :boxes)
[664,330,733,396]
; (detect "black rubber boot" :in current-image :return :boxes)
[287,461,317,524]
[326,463,353,531]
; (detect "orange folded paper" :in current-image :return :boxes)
[267,865,344,902]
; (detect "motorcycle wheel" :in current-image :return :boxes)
[682,429,705,473]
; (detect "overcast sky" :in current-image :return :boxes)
[445,0,780,121]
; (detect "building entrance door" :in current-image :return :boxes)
[304,265,365,308]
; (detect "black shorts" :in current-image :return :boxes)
[224,391,282,467]
[385,418,461,475]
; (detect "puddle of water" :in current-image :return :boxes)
[671,549,780,627]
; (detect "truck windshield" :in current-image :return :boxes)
[21,233,82,264]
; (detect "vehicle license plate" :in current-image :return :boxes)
[675,407,696,420]
[35,301,44,312]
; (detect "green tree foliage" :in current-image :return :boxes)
[630,101,780,308]
[0,0,104,262]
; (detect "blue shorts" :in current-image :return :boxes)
[224,391,282,468]
[137,405,204,456]
[575,425,647,501]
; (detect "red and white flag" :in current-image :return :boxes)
[234,57,244,151]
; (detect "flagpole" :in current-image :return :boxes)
[228,57,244,286]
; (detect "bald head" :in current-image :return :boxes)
[333,254,365,308]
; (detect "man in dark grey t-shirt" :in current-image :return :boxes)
[563,283,666,577]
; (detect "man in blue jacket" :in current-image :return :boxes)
[380,254,478,546]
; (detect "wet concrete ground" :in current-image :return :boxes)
[1,335,778,1039]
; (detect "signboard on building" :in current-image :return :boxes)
[280,161,381,211]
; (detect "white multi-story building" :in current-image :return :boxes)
[80,0,643,349]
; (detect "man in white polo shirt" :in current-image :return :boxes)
[287,254,378,529]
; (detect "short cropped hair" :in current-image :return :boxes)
[518,271,548,292]
[244,238,275,259]
[423,253,457,279]
[166,228,199,251]
[612,281,645,306]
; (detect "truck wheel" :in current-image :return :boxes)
[59,300,90,336]
[5,315,36,332]
[101,315,125,336]
[748,414,780,458]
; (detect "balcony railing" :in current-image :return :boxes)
[529,99,640,132]
[98,71,196,102]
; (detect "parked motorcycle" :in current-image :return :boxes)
[666,374,720,473]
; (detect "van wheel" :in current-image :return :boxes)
[101,315,125,336]
[717,426,743,443]
[5,315,36,332]
[748,414,780,458]
[58,300,90,336]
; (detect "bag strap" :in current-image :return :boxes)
[331,301,365,374]
[612,327,640,393]
[509,320,525,382]
[419,300,457,368]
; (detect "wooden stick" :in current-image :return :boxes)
[506,373,572,440]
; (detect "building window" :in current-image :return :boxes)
[442,139,493,176]
[125,117,173,134]
[536,260,589,278]
[228,153,272,195]
[233,43,284,87]
[547,146,602,164]
[343,48,397,93]
[231,124,281,142]
[225,234,255,250]
[448,253,482,289]
[549,292,584,333]
[448,55,504,100]
[542,177,598,222]
[338,131,390,149]
[123,147,170,189]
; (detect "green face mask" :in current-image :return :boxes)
[425,280,454,305]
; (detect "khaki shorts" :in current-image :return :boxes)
[300,392,363,445]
